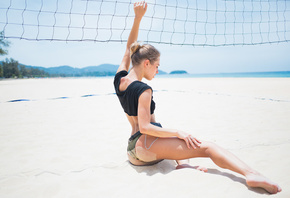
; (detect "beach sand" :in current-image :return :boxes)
[0,77,289,198]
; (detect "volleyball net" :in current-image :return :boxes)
[0,0,289,46]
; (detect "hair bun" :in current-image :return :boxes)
[130,42,160,66]
[130,41,142,57]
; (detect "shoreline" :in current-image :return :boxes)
[1,70,290,80]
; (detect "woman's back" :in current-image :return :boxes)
[114,69,156,135]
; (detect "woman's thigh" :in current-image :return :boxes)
[136,135,210,162]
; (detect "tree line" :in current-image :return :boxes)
[0,31,116,78]
[0,58,49,78]
[0,31,49,79]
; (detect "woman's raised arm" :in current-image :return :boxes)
[117,1,147,73]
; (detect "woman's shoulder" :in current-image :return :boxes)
[115,70,128,78]
[114,70,128,94]
[114,70,128,85]
[129,81,153,96]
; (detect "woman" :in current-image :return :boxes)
[113,1,281,194]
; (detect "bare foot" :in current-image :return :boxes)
[246,173,282,194]
[196,165,208,172]
[176,164,208,172]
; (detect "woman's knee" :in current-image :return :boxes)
[201,140,217,148]
[200,141,218,155]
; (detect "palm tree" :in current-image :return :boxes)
[0,31,10,56]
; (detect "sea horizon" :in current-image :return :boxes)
[1,70,290,80]
[156,71,290,78]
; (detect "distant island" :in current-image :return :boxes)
[169,70,188,75]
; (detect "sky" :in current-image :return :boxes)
[1,0,290,74]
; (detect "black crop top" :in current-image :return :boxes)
[113,70,155,116]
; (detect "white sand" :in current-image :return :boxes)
[0,77,289,198]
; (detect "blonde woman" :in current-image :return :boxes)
[113,1,281,194]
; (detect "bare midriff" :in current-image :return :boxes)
[126,114,156,136]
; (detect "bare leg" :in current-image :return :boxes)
[136,136,282,194]
[199,142,282,194]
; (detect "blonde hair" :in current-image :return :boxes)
[130,42,160,66]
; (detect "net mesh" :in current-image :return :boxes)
[0,0,289,46]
